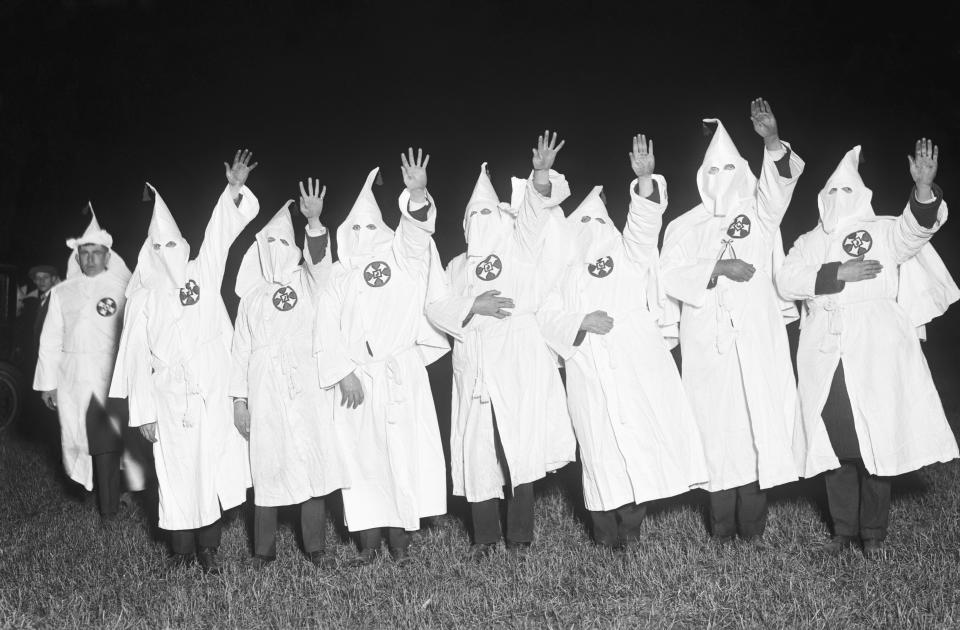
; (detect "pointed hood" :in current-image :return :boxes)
[463,162,514,257]
[335,167,394,263]
[696,119,757,216]
[235,202,301,297]
[64,203,129,280]
[818,145,875,234]
[132,182,191,290]
[568,186,620,263]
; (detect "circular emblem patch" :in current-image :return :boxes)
[96,297,117,317]
[842,230,873,257]
[587,256,614,278]
[726,214,752,239]
[363,261,392,288]
[475,254,503,281]
[179,279,200,306]
[272,286,298,311]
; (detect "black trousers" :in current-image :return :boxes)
[822,362,891,541]
[92,451,121,517]
[590,501,647,547]
[357,527,410,552]
[254,496,327,558]
[709,482,767,539]
[471,482,534,545]
[825,461,891,540]
[169,520,222,555]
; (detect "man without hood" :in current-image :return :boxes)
[426,132,576,557]
[538,135,710,548]
[778,139,959,559]
[231,178,349,570]
[314,149,449,565]
[660,99,805,543]
[109,150,259,573]
[34,206,147,522]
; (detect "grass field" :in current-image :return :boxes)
[3,378,960,628]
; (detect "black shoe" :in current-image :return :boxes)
[167,552,194,569]
[823,535,855,556]
[100,512,120,530]
[389,546,413,565]
[862,538,886,561]
[712,534,735,546]
[307,550,336,569]
[249,554,275,570]
[197,546,223,575]
[466,543,498,561]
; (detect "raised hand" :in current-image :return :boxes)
[233,399,250,440]
[224,149,259,195]
[401,147,430,193]
[908,138,938,191]
[139,422,158,443]
[531,129,565,172]
[750,98,779,142]
[471,290,515,319]
[298,177,327,222]
[580,310,615,335]
[338,371,364,409]
[714,259,756,282]
[629,133,655,179]
[837,256,883,282]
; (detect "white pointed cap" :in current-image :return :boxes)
[567,185,610,223]
[145,182,183,241]
[465,163,500,216]
[66,202,113,249]
[345,167,383,224]
[701,119,745,166]
[822,145,866,191]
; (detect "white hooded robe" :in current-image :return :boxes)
[34,208,147,492]
[777,146,959,477]
[109,183,257,530]
[426,164,576,503]
[538,179,710,510]
[314,168,448,532]
[231,204,350,507]
[660,120,805,492]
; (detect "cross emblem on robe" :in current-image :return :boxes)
[272,286,298,311]
[363,261,392,288]
[179,279,201,306]
[475,254,503,281]
[842,230,873,257]
[587,256,614,278]
[96,297,117,317]
[726,214,751,239]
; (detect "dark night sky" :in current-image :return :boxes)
[2,0,960,340]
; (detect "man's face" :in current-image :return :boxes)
[78,244,109,277]
[33,272,55,293]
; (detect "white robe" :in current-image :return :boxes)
[230,230,349,506]
[426,179,576,503]
[314,193,448,532]
[539,177,709,511]
[777,201,959,477]
[110,186,257,530]
[660,146,805,492]
[34,268,147,492]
